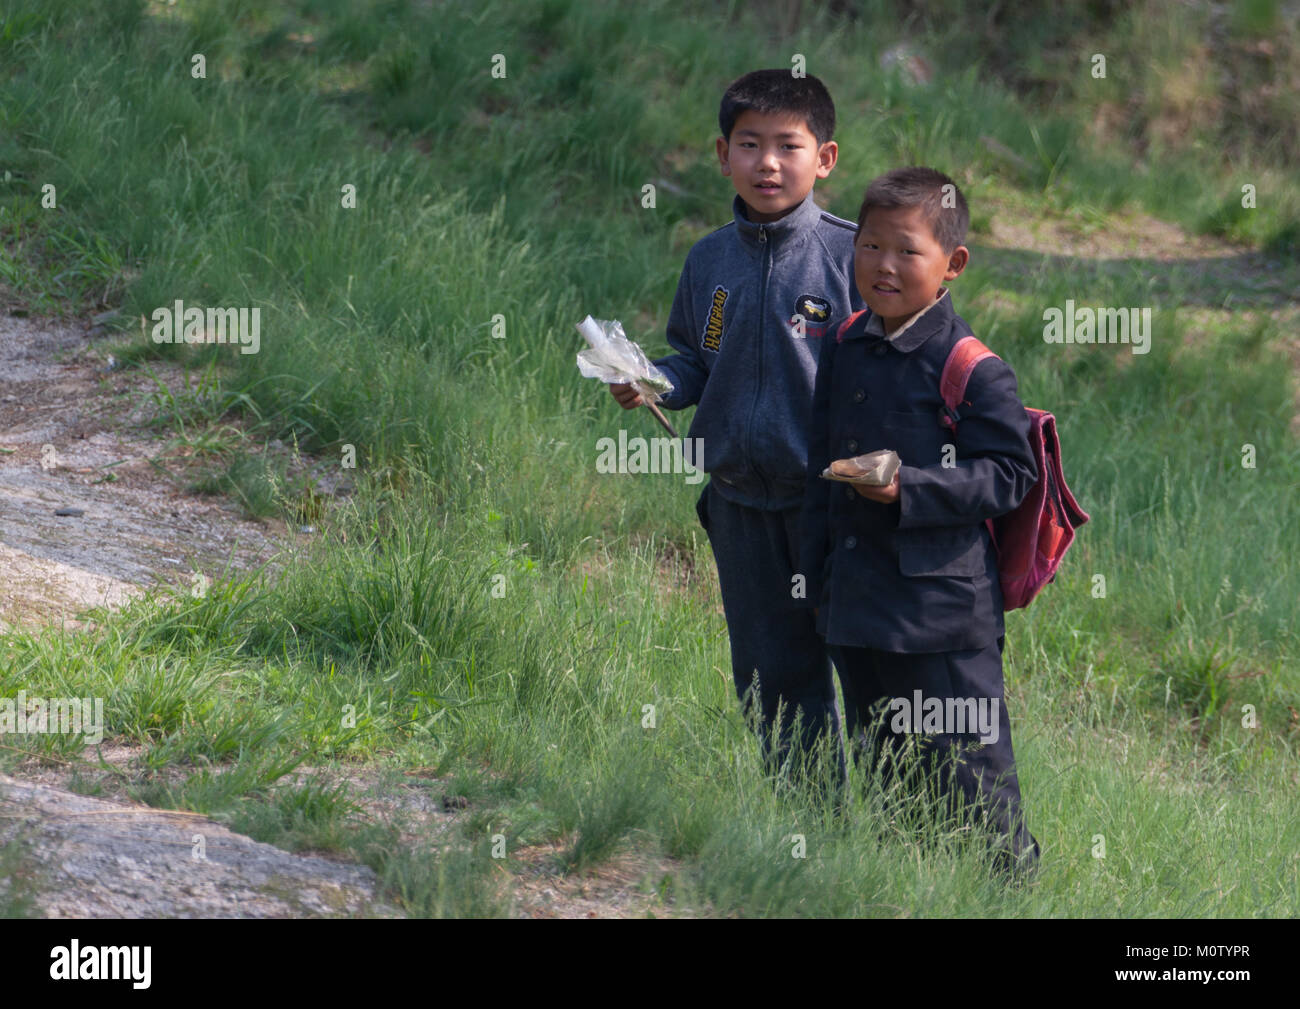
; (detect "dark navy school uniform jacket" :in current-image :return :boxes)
[797,290,1038,653]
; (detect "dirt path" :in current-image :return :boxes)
[0,315,280,628]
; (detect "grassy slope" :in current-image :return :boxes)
[1,0,1298,916]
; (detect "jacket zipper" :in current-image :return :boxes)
[747,226,770,505]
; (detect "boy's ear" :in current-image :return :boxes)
[716,136,732,177]
[945,245,970,280]
[815,140,838,178]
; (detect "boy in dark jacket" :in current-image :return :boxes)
[612,69,864,780]
[798,167,1040,873]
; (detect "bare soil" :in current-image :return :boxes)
[0,315,280,629]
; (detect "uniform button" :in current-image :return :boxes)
[853,389,866,403]
[846,439,858,453]
[844,486,855,500]
[844,536,857,549]
[873,344,888,356]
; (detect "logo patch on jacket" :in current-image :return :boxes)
[794,294,831,338]
[795,294,830,322]
[702,285,729,352]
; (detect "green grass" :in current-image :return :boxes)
[1,0,1298,917]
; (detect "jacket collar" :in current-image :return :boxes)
[846,288,953,353]
[732,190,823,252]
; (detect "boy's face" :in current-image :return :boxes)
[855,205,969,333]
[716,109,837,223]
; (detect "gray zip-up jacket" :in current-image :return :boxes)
[653,190,864,510]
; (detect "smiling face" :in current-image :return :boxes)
[854,205,969,333]
[716,109,837,223]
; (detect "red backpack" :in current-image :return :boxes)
[938,335,1089,610]
[834,312,1089,610]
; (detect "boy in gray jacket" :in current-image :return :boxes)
[612,69,864,781]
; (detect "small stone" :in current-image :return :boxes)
[54,507,85,517]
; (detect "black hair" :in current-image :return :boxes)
[855,166,969,253]
[718,69,836,146]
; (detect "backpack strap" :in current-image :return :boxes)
[939,335,998,431]
[834,309,870,343]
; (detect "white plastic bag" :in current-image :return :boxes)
[575,315,673,403]
[820,449,901,487]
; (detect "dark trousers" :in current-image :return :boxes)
[697,482,845,783]
[827,637,1039,874]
